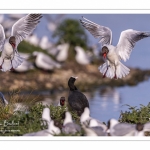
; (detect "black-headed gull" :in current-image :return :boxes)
[33,51,61,71]
[14,60,34,72]
[107,119,134,136]
[0,14,42,72]
[74,46,91,65]
[56,43,69,62]
[62,111,81,134]
[42,107,51,125]
[68,76,89,116]
[82,123,107,136]
[80,16,150,79]
[23,120,61,136]
[57,97,66,106]
[25,34,40,47]
[80,107,107,131]
[39,36,52,50]
[24,108,61,136]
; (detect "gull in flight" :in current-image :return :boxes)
[0,14,42,72]
[80,16,150,79]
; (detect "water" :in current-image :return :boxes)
[26,78,150,123]
[89,79,150,123]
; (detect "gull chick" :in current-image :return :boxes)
[0,14,42,72]
[62,111,81,134]
[80,16,150,79]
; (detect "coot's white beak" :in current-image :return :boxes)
[71,76,78,79]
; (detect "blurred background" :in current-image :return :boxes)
[1,14,150,123]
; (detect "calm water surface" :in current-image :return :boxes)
[89,79,150,123]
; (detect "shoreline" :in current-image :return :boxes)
[0,62,150,93]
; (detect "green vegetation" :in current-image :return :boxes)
[17,41,55,59]
[18,41,44,54]
[53,19,88,49]
[1,93,150,136]
[119,103,150,124]
[0,90,81,136]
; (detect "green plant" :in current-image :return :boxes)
[53,19,88,49]
[119,103,150,124]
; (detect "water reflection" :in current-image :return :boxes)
[89,79,150,123]
[88,87,122,123]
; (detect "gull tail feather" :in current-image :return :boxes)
[98,63,115,79]
[116,62,130,79]
[0,59,12,72]
[12,53,25,69]
[98,61,130,79]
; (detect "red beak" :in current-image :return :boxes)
[103,53,107,59]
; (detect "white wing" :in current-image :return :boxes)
[80,16,112,46]
[0,24,5,52]
[11,14,42,47]
[116,29,150,62]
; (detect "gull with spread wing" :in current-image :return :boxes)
[80,16,150,79]
[0,14,42,72]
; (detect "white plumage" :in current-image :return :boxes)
[0,14,42,72]
[56,43,69,62]
[39,36,52,50]
[33,51,61,70]
[75,46,91,65]
[62,112,81,134]
[24,108,61,136]
[80,107,107,132]
[80,16,150,79]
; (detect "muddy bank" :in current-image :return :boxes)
[0,62,150,92]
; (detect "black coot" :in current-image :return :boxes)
[68,76,89,116]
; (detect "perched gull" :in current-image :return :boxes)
[23,120,60,136]
[47,46,60,56]
[33,51,61,71]
[107,118,137,136]
[39,36,52,50]
[57,97,66,106]
[42,107,51,125]
[0,92,8,105]
[25,34,40,47]
[82,123,107,136]
[80,107,107,132]
[68,76,89,116]
[24,108,61,136]
[74,46,91,65]
[80,16,150,79]
[62,111,81,134]
[0,14,42,72]
[14,60,34,72]
[56,43,69,62]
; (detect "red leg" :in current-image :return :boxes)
[103,67,108,78]
[114,74,117,79]
[113,66,117,79]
